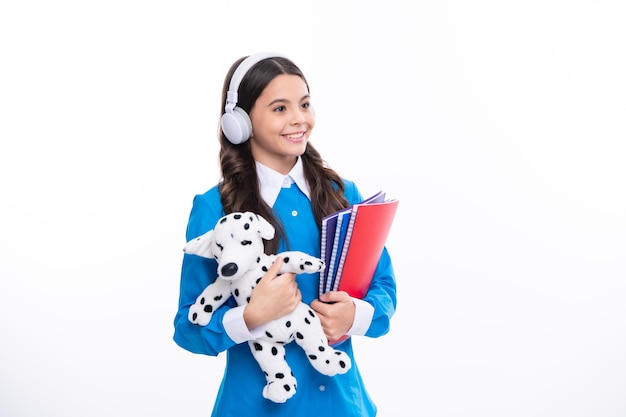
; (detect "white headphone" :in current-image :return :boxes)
[220,52,289,145]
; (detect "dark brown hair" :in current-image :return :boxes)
[217,55,349,253]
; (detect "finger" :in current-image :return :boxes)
[311,298,329,316]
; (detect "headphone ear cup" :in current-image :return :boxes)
[221,107,252,145]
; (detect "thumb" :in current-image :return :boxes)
[320,291,339,303]
[262,256,283,281]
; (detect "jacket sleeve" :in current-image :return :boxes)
[172,190,239,356]
[361,247,397,338]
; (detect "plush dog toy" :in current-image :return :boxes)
[183,211,351,403]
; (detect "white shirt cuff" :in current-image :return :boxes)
[346,297,374,336]
[223,305,265,343]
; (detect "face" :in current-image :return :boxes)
[248,74,315,174]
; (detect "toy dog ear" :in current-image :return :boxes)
[183,230,217,259]
[254,213,275,240]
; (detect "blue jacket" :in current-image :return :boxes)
[173,179,397,417]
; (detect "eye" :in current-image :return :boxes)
[273,105,286,112]
[301,102,311,110]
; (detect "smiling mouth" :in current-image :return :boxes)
[283,132,305,140]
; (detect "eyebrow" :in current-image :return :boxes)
[268,94,311,107]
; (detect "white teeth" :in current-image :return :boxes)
[284,133,303,139]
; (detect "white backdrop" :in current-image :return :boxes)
[1,1,625,416]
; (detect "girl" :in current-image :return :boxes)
[173,52,397,416]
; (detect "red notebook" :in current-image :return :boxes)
[334,198,399,298]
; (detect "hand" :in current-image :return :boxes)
[311,291,355,342]
[243,257,301,329]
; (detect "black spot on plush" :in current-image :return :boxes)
[183,211,351,403]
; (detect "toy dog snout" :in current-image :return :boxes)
[221,262,238,277]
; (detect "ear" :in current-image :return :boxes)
[183,230,216,259]
[254,213,275,240]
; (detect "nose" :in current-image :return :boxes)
[291,108,306,125]
[221,262,238,277]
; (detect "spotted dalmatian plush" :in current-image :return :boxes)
[183,211,351,403]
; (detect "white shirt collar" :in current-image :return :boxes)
[256,158,311,207]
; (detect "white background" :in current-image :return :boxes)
[1,1,625,416]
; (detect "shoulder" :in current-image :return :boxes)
[193,184,222,207]
[185,184,224,240]
[340,178,363,205]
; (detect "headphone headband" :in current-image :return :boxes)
[225,52,289,112]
